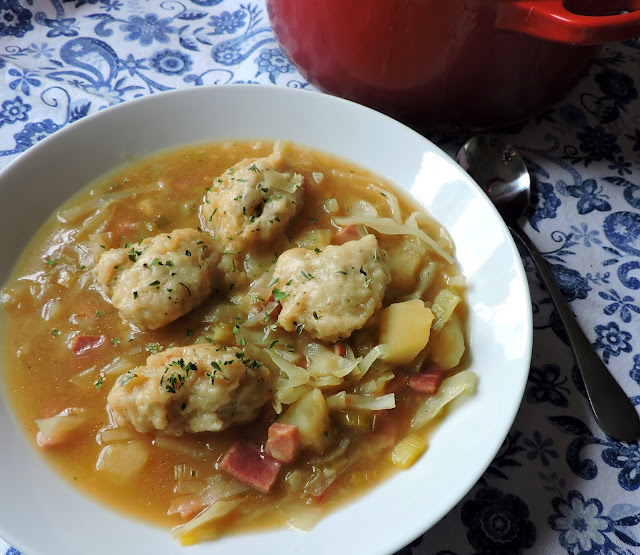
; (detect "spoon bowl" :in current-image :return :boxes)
[457,135,640,443]
[457,135,530,226]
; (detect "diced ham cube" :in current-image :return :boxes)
[334,224,363,245]
[333,341,346,357]
[269,301,282,320]
[263,294,282,320]
[409,365,444,395]
[70,334,105,355]
[265,423,300,464]
[220,440,281,493]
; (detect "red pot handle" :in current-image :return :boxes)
[496,0,640,45]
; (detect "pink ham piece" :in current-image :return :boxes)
[333,223,363,245]
[70,334,105,355]
[220,440,281,493]
[333,341,346,358]
[265,423,300,464]
[409,365,444,395]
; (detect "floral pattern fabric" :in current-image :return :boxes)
[1,2,640,554]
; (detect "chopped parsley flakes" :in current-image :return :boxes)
[145,342,163,354]
[272,288,289,301]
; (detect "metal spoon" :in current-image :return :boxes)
[457,134,640,443]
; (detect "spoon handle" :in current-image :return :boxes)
[510,224,640,442]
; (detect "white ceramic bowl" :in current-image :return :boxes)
[0,85,532,555]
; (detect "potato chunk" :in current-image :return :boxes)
[429,314,465,370]
[95,441,151,484]
[379,299,434,364]
[279,389,331,454]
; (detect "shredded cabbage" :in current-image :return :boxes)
[168,474,248,518]
[265,349,310,387]
[326,391,346,410]
[349,199,378,217]
[400,261,439,302]
[347,393,396,410]
[334,215,454,264]
[354,344,391,380]
[98,426,138,444]
[431,289,461,331]
[69,365,97,387]
[58,181,165,223]
[174,479,207,495]
[155,434,212,460]
[303,342,361,379]
[172,498,243,545]
[277,384,312,405]
[102,356,136,376]
[244,302,277,327]
[326,392,395,411]
[263,348,314,405]
[358,370,395,394]
[309,437,351,465]
[367,182,402,223]
[78,205,116,237]
[412,370,478,430]
[311,375,343,388]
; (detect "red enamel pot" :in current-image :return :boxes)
[266,0,640,129]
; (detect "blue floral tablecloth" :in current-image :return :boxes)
[1,1,640,554]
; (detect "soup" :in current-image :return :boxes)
[0,140,476,544]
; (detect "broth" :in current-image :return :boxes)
[1,140,475,543]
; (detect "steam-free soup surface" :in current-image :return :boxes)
[1,140,475,543]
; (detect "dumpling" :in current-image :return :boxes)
[107,344,272,435]
[93,228,219,330]
[272,234,391,341]
[200,142,304,251]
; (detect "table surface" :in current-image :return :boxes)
[1,1,640,554]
